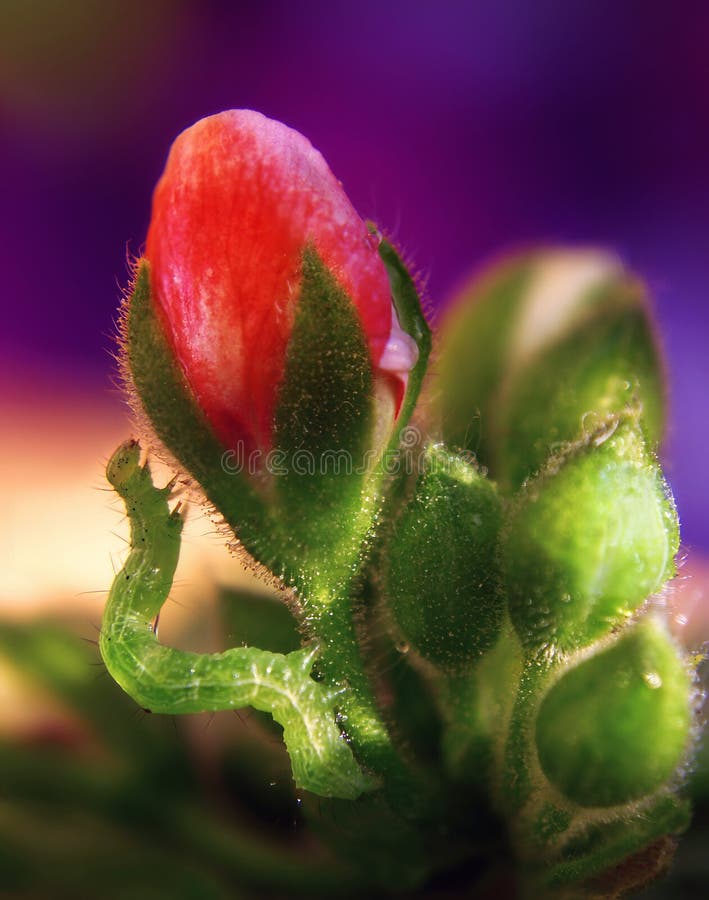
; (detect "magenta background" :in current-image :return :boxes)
[2,0,707,550]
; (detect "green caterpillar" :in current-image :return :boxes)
[100,440,374,801]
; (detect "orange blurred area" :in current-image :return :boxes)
[0,368,277,622]
[671,556,709,654]
[2,366,707,646]
[0,367,282,740]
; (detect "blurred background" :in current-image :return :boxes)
[0,1,708,896]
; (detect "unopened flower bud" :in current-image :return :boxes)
[384,444,503,670]
[145,110,417,460]
[122,111,427,565]
[502,413,679,654]
[431,249,665,490]
[535,617,692,807]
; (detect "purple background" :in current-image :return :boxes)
[2,0,707,549]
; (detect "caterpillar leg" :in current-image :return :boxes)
[100,441,374,800]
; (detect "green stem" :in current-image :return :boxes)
[302,581,422,808]
[500,653,554,814]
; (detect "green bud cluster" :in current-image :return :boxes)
[409,248,695,896]
[103,244,698,898]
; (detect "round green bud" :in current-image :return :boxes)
[385,444,503,670]
[535,618,692,808]
[502,415,679,653]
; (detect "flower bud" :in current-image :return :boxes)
[535,617,692,807]
[502,413,679,654]
[122,111,427,567]
[384,444,503,670]
[145,110,417,460]
[431,249,665,490]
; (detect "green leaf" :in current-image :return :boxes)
[0,799,233,900]
[503,413,679,653]
[0,621,183,764]
[304,793,432,892]
[535,618,692,808]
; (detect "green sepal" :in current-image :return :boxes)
[268,243,431,791]
[543,793,690,895]
[503,413,679,654]
[535,617,692,808]
[273,246,374,549]
[384,444,503,670]
[376,235,432,438]
[270,238,431,572]
[124,260,271,557]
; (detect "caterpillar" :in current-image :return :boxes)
[100,440,374,801]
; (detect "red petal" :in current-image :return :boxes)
[146,110,403,454]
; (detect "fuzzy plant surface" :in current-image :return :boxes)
[101,110,700,898]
